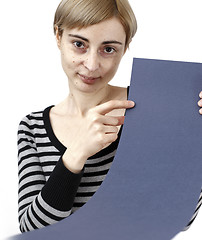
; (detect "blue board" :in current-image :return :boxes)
[9,58,202,240]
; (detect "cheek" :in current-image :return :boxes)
[61,51,83,68]
[61,52,76,70]
[104,58,122,77]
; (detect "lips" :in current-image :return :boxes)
[78,73,100,84]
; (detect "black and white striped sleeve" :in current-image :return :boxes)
[17,115,84,232]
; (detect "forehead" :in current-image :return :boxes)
[64,17,126,44]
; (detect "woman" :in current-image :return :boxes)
[17,0,202,233]
[17,0,136,233]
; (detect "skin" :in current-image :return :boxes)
[55,17,129,115]
[51,17,135,173]
[50,17,202,174]
[198,91,202,114]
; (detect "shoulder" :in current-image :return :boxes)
[19,110,44,127]
[18,106,51,136]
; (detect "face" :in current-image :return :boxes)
[56,17,126,93]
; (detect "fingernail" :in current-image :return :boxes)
[129,101,135,107]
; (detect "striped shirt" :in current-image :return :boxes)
[17,106,202,233]
[17,105,122,232]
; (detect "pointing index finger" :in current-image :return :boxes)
[95,100,135,115]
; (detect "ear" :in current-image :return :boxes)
[55,26,61,49]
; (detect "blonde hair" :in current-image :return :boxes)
[54,0,137,49]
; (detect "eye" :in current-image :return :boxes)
[104,46,116,54]
[73,41,85,49]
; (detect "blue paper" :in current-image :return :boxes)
[8,58,202,240]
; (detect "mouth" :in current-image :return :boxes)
[78,73,100,84]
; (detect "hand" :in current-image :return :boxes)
[198,91,202,114]
[62,100,135,173]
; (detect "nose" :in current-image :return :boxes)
[83,50,100,72]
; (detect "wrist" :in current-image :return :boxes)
[62,148,86,174]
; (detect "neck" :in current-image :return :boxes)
[65,84,111,116]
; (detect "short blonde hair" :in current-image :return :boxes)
[54,0,137,49]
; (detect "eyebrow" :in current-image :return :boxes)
[68,34,123,45]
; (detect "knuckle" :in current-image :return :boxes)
[97,132,105,143]
[93,123,102,132]
[110,99,127,108]
[88,108,93,114]
[113,99,121,106]
[107,100,115,108]
[90,113,100,123]
[92,115,99,123]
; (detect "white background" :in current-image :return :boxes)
[0,0,202,239]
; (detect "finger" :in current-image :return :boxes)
[104,125,118,134]
[199,91,202,98]
[95,100,135,115]
[103,132,118,144]
[199,109,202,115]
[102,115,125,126]
[198,99,202,107]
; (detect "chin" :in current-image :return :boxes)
[74,80,99,93]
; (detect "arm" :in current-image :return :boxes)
[18,100,134,232]
[18,115,84,232]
